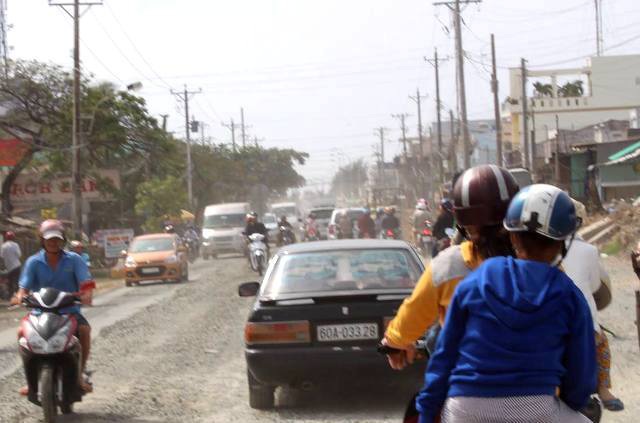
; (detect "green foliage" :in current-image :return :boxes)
[331,159,367,197]
[532,82,553,97]
[134,176,187,233]
[558,80,584,97]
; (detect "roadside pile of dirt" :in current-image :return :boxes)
[606,200,640,254]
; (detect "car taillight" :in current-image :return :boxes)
[422,229,431,236]
[386,229,394,236]
[244,321,311,345]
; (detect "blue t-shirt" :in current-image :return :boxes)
[19,250,93,314]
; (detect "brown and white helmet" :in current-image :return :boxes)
[39,219,66,241]
[453,165,519,227]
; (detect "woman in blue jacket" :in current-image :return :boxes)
[417,184,597,423]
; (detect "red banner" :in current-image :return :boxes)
[0,139,29,166]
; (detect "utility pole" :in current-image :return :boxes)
[490,34,503,167]
[49,0,103,237]
[222,119,238,152]
[240,107,246,148]
[375,127,386,165]
[449,109,458,174]
[555,114,561,185]
[426,49,449,182]
[521,58,529,170]
[434,0,480,168]
[0,0,8,76]
[160,114,169,132]
[391,113,409,160]
[530,103,536,179]
[595,0,603,56]
[170,85,201,209]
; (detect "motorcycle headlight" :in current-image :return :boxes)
[165,254,178,264]
[125,256,137,268]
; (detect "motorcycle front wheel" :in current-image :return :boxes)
[40,365,57,423]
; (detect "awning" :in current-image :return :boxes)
[598,140,640,167]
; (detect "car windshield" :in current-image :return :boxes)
[272,206,296,217]
[203,213,246,229]
[129,238,174,253]
[311,209,333,219]
[263,249,421,297]
[262,214,277,224]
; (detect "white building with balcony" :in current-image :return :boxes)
[503,54,640,161]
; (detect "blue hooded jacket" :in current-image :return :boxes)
[416,256,597,423]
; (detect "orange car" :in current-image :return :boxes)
[124,234,188,287]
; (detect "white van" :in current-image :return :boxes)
[201,202,250,259]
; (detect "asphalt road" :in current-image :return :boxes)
[0,255,417,423]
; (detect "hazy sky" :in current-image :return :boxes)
[7,0,640,188]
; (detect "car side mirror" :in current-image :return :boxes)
[238,281,260,297]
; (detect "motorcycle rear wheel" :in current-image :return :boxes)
[40,366,57,423]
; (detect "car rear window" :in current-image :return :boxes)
[263,249,421,296]
[129,238,174,253]
[311,209,333,219]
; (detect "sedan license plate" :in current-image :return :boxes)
[141,267,160,274]
[317,323,378,342]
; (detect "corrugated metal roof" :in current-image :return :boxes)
[607,140,640,161]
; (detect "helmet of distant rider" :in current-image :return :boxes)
[308,212,316,219]
[4,231,16,241]
[416,203,427,211]
[164,224,176,234]
[453,164,519,227]
[70,240,84,249]
[504,184,580,240]
[39,219,66,241]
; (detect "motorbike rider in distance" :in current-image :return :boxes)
[304,212,320,241]
[381,207,401,238]
[277,215,296,245]
[13,220,95,394]
[412,202,430,244]
[431,198,455,257]
[382,165,519,370]
[357,208,376,239]
[243,212,269,248]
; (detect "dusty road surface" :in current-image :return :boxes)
[0,254,637,422]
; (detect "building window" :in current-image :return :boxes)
[541,101,545,107]
[567,100,571,106]
[575,99,579,106]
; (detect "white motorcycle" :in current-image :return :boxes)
[247,233,268,276]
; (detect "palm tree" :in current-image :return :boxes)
[532,82,554,97]
[558,80,584,97]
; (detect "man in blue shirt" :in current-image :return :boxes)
[14,219,94,394]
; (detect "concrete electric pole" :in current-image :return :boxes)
[391,113,410,160]
[49,0,103,237]
[490,34,503,167]
[171,85,201,209]
[433,0,481,169]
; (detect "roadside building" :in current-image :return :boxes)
[503,54,640,166]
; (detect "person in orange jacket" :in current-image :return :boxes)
[382,165,519,369]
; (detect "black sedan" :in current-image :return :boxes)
[238,239,427,409]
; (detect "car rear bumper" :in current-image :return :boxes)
[125,263,182,282]
[245,345,426,387]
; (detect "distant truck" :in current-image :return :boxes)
[201,202,251,259]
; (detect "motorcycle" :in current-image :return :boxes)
[381,228,400,240]
[416,220,433,257]
[18,288,88,422]
[279,226,295,245]
[305,225,319,242]
[184,237,199,263]
[248,233,268,276]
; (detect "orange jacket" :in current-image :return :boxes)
[385,241,482,347]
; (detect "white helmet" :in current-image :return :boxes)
[416,203,427,211]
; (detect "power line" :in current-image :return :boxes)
[103,2,173,89]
